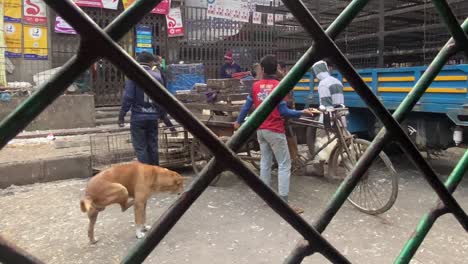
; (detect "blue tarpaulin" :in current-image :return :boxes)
[166,63,205,94]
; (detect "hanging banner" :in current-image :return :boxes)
[135,24,153,54]
[24,25,48,60]
[252,11,261,24]
[123,0,171,15]
[267,13,273,25]
[73,0,118,10]
[4,0,22,23]
[55,16,77,35]
[239,8,249,23]
[166,7,184,37]
[24,0,47,25]
[207,0,249,22]
[4,22,22,57]
[275,14,283,23]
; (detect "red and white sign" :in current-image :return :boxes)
[74,0,102,8]
[152,0,170,15]
[252,11,261,24]
[166,7,184,37]
[55,16,77,35]
[24,0,47,25]
[74,0,119,10]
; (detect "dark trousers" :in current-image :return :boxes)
[130,120,159,165]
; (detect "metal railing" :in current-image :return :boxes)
[0,0,466,263]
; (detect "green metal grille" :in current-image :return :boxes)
[0,0,466,263]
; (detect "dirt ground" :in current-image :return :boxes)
[0,148,467,263]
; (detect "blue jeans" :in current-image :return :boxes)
[257,129,291,197]
[130,120,159,165]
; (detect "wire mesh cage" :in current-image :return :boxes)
[158,126,192,168]
[90,125,191,171]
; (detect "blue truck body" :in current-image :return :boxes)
[293,64,468,149]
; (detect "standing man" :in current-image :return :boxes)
[152,54,177,132]
[234,55,317,214]
[276,61,288,80]
[219,50,242,78]
[118,52,167,165]
[252,63,263,80]
[152,55,166,84]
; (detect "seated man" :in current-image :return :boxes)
[312,60,347,128]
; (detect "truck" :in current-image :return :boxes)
[292,64,468,151]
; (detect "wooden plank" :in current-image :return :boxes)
[185,103,242,112]
[192,113,237,123]
[176,93,248,103]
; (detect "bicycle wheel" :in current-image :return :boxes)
[328,138,398,215]
[190,138,221,186]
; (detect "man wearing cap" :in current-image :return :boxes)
[219,51,242,79]
[118,51,168,165]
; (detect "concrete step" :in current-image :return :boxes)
[15,124,129,139]
[96,110,120,119]
[96,106,121,112]
[0,154,91,188]
[96,117,130,126]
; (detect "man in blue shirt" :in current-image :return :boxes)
[118,52,167,165]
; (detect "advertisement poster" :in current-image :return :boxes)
[135,25,153,54]
[207,0,249,22]
[24,25,48,60]
[23,0,47,25]
[275,14,284,23]
[4,22,22,58]
[101,0,119,10]
[55,16,77,35]
[267,13,274,25]
[166,7,184,37]
[252,11,261,24]
[123,0,171,15]
[4,0,22,23]
[73,0,118,10]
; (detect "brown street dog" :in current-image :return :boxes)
[80,161,186,244]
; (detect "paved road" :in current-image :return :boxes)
[0,149,466,263]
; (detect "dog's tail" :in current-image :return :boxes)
[80,197,92,213]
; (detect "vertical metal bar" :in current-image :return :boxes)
[283,0,468,229]
[378,0,385,67]
[395,150,468,264]
[431,0,468,57]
